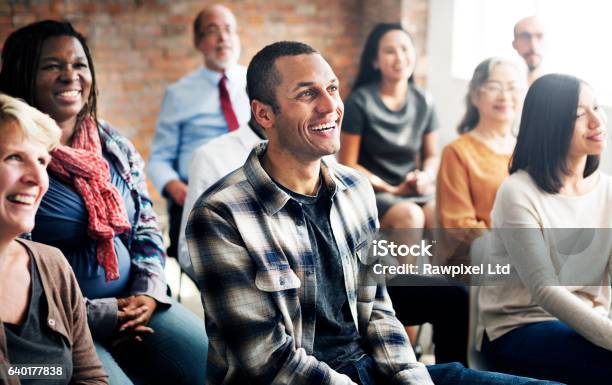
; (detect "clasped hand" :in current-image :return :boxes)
[112,295,157,346]
[393,170,435,196]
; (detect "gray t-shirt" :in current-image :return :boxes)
[343,83,439,186]
[4,255,73,385]
[276,180,364,370]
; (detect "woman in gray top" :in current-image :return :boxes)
[338,23,470,366]
[339,23,439,230]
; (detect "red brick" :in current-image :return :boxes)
[0,0,431,209]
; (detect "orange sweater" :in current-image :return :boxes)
[437,133,511,237]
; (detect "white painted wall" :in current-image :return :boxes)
[426,0,612,171]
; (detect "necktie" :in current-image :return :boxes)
[219,74,240,132]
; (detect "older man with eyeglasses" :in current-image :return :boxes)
[512,16,546,85]
[148,4,250,259]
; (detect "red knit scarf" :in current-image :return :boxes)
[48,117,131,282]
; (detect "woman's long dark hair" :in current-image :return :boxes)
[509,74,599,193]
[352,23,415,92]
[0,20,98,125]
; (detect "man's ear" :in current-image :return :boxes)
[512,39,518,51]
[193,25,202,49]
[251,100,275,130]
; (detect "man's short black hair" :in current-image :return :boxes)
[246,41,318,112]
[509,73,599,193]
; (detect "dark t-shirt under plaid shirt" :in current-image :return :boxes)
[277,179,365,370]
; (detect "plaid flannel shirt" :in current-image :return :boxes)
[187,142,433,385]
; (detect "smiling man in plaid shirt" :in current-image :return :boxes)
[186,41,559,385]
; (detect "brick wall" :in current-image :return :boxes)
[0,0,429,203]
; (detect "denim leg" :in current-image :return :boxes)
[94,341,134,385]
[427,362,564,385]
[355,355,381,385]
[113,299,208,385]
[337,355,380,385]
[482,320,612,385]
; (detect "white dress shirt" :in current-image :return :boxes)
[178,126,263,276]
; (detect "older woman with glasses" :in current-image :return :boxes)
[0,94,107,385]
[436,57,525,266]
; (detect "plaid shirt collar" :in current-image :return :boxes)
[244,142,348,216]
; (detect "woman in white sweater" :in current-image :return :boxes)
[478,73,612,385]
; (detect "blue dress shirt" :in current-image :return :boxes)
[147,64,250,193]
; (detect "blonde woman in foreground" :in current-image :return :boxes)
[0,94,107,384]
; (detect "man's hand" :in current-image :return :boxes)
[117,295,157,332]
[164,179,188,206]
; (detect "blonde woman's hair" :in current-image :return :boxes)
[0,93,61,151]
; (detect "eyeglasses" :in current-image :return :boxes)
[199,24,238,39]
[480,81,521,96]
[515,32,544,42]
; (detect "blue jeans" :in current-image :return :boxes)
[95,299,207,385]
[337,356,562,385]
[482,320,612,385]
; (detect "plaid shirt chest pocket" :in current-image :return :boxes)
[343,227,375,277]
[255,265,301,292]
[254,264,304,341]
[354,238,370,261]
[352,232,380,320]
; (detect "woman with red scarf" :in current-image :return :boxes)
[0,21,207,385]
